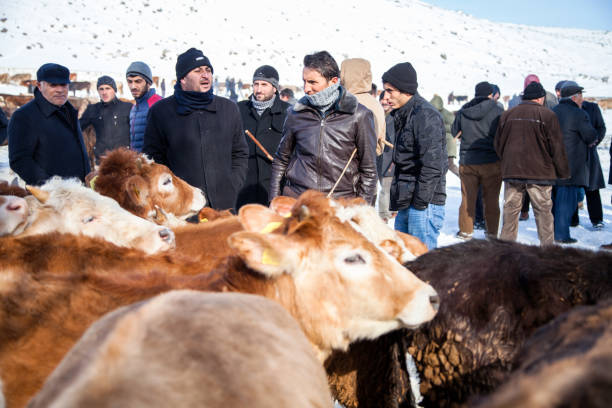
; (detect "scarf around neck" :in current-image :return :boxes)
[251,94,276,116]
[174,83,214,115]
[306,82,341,114]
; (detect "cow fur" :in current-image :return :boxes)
[325,239,612,408]
[27,291,332,408]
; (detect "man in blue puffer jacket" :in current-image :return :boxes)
[126,61,162,151]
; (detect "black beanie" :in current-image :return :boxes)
[176,48,213,81]
[474,81,493,97]
[382,62,418,94]
[96,75,117,92]
[522,82,546,100]
[253,65,280,90]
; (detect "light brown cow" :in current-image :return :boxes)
[28,291,333,408]
[19,177,175,253]
[0,191,438,407]
[89,148,206,226]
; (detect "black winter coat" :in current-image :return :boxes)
[451,97,503,165]
[376,113,396,179]
[390,93,447,211]
[79,98,132,162]
[552,99,598,187]
[236,95,290,207]
[8,89,90,185]
[0,108,8,145]
[142,95,248,211]
[269,87,378,205]
[581,101,606,190]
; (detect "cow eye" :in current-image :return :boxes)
[344,254,366,264]
[162,177,172,186]
[82,215,95,224]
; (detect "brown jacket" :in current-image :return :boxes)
[495,101,569,182]
[269,87,378,204]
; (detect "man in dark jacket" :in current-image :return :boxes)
[552,81,598,243]
[143,48,248,211]
[79,76,132,164]
[8,63,90,185]
[452,81,504,239]
[382,62,447,249]
[126,61,162,152]
[236,65,290,208]
[495,82,570,246]
[269,51,377,204]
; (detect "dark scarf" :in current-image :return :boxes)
[174,83,214,115]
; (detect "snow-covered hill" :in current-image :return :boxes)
[1,0,611,99]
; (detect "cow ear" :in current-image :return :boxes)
[395,231,428,257]
[238,204,284,234]
[228,231,296,277]
[269,196,296,218]
[379,239,403,262]
[125,175,149,207]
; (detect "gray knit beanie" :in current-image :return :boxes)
[126,61,153,85]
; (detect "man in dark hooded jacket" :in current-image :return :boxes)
[452,81,504,239]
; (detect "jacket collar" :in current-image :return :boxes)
[293,86,358,115]
[135,88,156,104]
[101,97,119,107]
[559,98,579,108]
[34,88,73,118]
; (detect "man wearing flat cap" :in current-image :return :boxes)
[551,81,598,243]
[495,81,570,246]
[8,63,90,185]
[143,48,248,211]
[80,75,133,163]
[381,62,447,250]
[236,65,290,208]
[126,61,161,152]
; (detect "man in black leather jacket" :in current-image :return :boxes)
[269,51,377,205]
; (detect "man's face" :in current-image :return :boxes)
[383,83,411,109]
[37,81,69,107]
[127,75,149,99]
[379,91,392,113]
[180,65,212,93]
[97,84,116,103]
[493,92,500,102]
[253,80,276,101]
[303,67,337,95]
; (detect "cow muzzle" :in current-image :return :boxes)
[397,284,439,328]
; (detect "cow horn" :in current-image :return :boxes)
[26,186,50,203]
[297,205,310,221]
[153,205,168,223]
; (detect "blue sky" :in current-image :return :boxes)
[423,0,612,30]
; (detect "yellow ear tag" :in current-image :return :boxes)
[262,248,281,266]
[133,186,140,198]
[281,211,291,218]
[260,221,282,234]
[199,218,208,223]
[89,175,98,191]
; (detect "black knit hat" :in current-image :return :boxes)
[382,62,418,94]
[253,65,280,90]
[36,63,70,84]
[176,48,213,81]
[475,81,493,97]
[96,75,117,92]
[522,82,546,100]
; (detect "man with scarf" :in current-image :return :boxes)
[236,65,290,208]
[269,51,377,204]
[143,48,248,211]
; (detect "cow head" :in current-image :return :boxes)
[92,148,206,225]
[22,177,175,254]
[0,195,28,236]
[230,191,438,360]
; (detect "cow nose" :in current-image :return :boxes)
[7,203,22,211]
[158,228,174,243]
[429,294,440,313]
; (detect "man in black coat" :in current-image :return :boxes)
[8,63,90,185]
[79,76,132,164]
[236,65,289,208]
[143,48,248,211]
[552,81,598,243]
[382,62,447,250]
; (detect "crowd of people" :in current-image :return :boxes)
[4,48,610,249]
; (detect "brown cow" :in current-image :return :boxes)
[0,191,439,407]
[28,291,333,408]
[89,148,206,226]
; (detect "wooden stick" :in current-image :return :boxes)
[245,130,274,161]
[327,148,357,199]
[383,139,394,149]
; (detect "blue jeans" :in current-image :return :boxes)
[395,204,445,250]
[553,186,579,241]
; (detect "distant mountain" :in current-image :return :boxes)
[1,0,611,98]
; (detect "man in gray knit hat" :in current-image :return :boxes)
[126,61,161,151]
[269,51,377,205]
[236,65,290,208]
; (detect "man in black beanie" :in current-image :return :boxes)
[495,81,569,246]
[236,65,290,208]
[381,62,447,250]
[143,48,248,211]
[451,81,504,240]
[80,75,133,163]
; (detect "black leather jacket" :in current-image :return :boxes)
[269,87,378,204]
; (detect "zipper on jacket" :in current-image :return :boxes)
[318,119,325,191]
